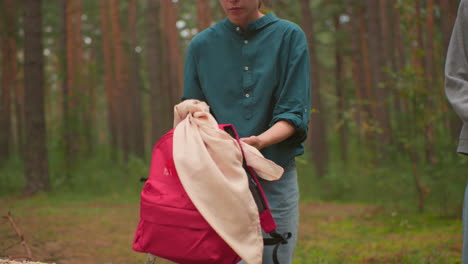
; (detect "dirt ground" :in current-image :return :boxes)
[0,197,460,264]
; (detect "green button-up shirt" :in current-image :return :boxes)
[182,12,311,167]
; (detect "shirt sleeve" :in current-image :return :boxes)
[182,41,206,101]
[445,0,468,154]
[270,27,311,145]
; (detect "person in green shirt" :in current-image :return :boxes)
[183,0,311,263]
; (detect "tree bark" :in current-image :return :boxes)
[23,0,50,193]
[128,0,146,158]
[197,0,212,32]
[300,0,328,178]
[358,5,374,122]
[82,50,96,154]
[159,0,178,132]
[13,65,25,159]
[438,0,458,50]
[100,0,119,159]
[393,4,408,113]
[424,0,438,164]
[439,0,464,141]
[367,0,391,145]
[424,0,436,86]
[393,4,406,72]
[161,0,183,105]
[146,0,167,144]
[109,0,131,159]
[334,14,347,162]
[0,0,16,164]
[347,2,366,139]
[65,0,84,160]
[60,0,71,175]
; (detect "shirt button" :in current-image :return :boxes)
[236,27,240,31]
[244,40,248,44]
[244,66,249,71]
[245,93,250,98]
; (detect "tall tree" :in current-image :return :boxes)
[403,0,430,211]
[0,0,16,164]
[424,0,438,164]
[300,0,329,178]
[60,0,71,175]
[146,0,167,144]
[393,4,408,115]
[379,0,392,74]
[23,0,50,193]
[65,0,84,161]
[100,0,119,158]
[358,4,374,124]
[347,2,366,138]
[82,52,97,154]
[161,0,183,104]
[128,0,145,158]
[393,3,406,72]
[367,0,391,145]
[109,0,131,159]
[439,0,457,50]
[334,12,347,161]
[197,0,212,32]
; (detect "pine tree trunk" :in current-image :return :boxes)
[23,0,50,193]
[386,1,398,74]
[146,0,166,144]
[83,50,96,154]
[334,14,347,162]
[160,0,178,131]
[300,0,328,178]
[347,2,366,139]
[161,0,183,105]
[367,0,391,145]
[424,0,438,164]
[60,0,71,175]
[439,0,456,50]
[378,0,393,142]
[412,0,424,72]
[393,5,408,113]
[197,0,212,32]
[0,0,16,164]
[100,0,119,159]
[358,5,374,123]
[109,0,131,159]
[65,0,84,160]
[128,0,146,158]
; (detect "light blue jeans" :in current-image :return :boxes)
[463,184,468,264]
[239,159,299,264]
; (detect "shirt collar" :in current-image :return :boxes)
[223,12,278,34]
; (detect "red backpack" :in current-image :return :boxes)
[132,124,290,264]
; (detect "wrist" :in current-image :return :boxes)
[257,134,270,150]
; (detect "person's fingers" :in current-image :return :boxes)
[240,136,253,144]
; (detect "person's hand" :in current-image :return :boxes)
[240,136,265,150]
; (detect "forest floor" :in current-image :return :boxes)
[0,195,462,264]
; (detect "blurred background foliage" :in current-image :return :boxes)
[0,0,466,217]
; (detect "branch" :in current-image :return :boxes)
[3,212,33,260]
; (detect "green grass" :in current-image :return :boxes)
[0,143,466,263]
[293,207,461,264]
[1,193,462,264]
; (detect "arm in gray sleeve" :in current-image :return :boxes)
[445,0,468,154]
